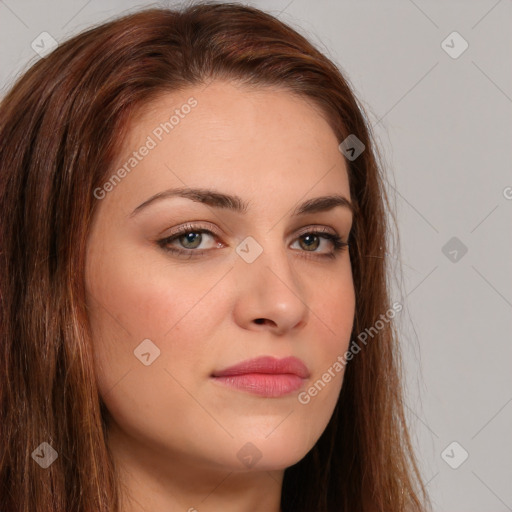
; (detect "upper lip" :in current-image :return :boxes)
[211,356,310,379]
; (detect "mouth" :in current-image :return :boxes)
[210,356,310,398]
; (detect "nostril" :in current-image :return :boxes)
[254,318,265,324]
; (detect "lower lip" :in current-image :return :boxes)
[211,373,306,397]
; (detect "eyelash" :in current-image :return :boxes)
[157,222,349,260]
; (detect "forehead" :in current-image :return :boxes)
[106,80,351,214]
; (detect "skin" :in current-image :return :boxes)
[85,79,355,512]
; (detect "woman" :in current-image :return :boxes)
[0,3,429,511]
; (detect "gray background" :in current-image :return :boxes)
[1,1,511,510]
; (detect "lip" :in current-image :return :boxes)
[210,356,310,398]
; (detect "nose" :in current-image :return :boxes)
[231,238,309,335]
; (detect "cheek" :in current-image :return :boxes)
[85,250,231,445]
[297,265,355,411]
[309,263,355,352]
[85,244,231,391]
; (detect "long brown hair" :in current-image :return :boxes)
[0,3,429,511]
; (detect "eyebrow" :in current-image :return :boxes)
[129,187,354,218]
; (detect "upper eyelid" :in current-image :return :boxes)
[162,220,343,236]
[161,223,342,242]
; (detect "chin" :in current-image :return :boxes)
[228,432,317,472]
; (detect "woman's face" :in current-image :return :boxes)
[85,80,355,476]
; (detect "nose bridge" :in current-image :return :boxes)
[232,230,309,332]
[236,231,299,290]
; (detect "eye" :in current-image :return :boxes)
[290,228,349,259]
[157,223,349,259]
[157,223,222,256]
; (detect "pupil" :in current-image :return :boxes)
[302,234,319,251]
[182,232,201,248]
